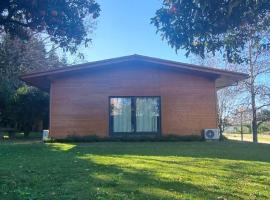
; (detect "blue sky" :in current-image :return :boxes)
[75,0,190,63]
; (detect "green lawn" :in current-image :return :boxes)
[0,141,270,200]
[224,133,270,144]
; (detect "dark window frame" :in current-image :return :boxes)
[109,96,161,136]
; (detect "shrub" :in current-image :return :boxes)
[50,134,203,143]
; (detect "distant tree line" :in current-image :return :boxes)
[0,0,100,137]
[0,34,64,137]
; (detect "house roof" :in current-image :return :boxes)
[21,54,248,91]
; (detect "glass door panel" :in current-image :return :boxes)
[136,97,160,132]
[110,98,132,133]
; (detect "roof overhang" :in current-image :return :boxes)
[21,54,249,92]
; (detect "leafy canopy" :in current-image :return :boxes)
[0,34,61,132]
[152,0,270,63]
[0,0,100,53]
[12,86,49,135]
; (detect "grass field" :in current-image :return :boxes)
[224,133,270,144]
[0,141,270,200]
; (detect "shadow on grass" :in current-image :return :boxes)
[65,140,270,163]
[50,142,270,199]
[1,141,270,199]
[45,144,246,199]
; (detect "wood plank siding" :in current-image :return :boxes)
[50,63,218,139]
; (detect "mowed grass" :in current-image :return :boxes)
[224,133,270,144]
[0,141,270,200]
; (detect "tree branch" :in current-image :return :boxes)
[257,118,270,127]
[256,103,270,110]
[46,45,61,55]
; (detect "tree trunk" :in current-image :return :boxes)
[218,118,223,137]
[249,41,258,143]
[251,89,258,142]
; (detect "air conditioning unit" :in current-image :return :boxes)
[42,130,49,141]
[204,129,220,140]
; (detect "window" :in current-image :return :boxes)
[136,97,160,132]
[109,97,161,135]
[110,97,132,133]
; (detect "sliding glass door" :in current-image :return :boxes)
[109,97,161,135]
[136,97,159,132]
[110,97,132,133]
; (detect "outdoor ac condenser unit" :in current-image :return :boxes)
[42,130,49,141]
[204,129,220,140]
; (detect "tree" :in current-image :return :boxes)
[205,48,269,142]
[257,109,270,128]
[0,35,47,125]
[151,0,270,63]
[205,41,270,142]
[153,0,270,142]
[0,0,100,54]
[217,88,235,135]
[232,35,270,142]
[0,34,62,136]
[11,86,49,137]
[0,34,60,89]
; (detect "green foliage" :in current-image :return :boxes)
[1,131,42,140]
[0,0,100,54]
[258,122,270,133]
[258,109,270,126]
[152,0,270,63]
[11,86,49,136]
[52,134,203,143]
[0,34,61,135]
[0,82,15,127]
[0,141,269,199]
